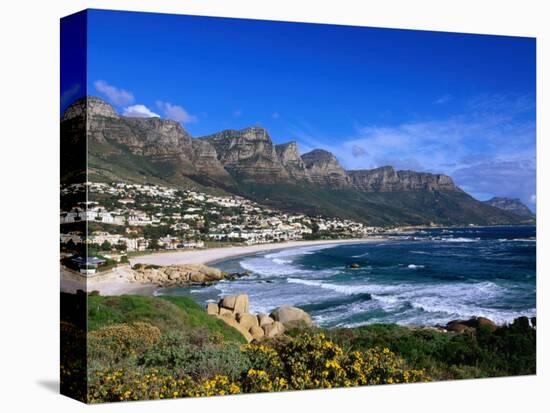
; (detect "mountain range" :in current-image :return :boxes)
[483,197,535,219]
[61,97,533,226]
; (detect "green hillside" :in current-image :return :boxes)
[87,294,246,344]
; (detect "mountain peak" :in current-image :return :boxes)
[348,167,460,192]
[200,126,289,182]
[301,149,348,187]
[301,149,337,164]
[483,197,534,219]
[63,96,118,121]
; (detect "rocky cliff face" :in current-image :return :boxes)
[348,166,460,192]
[483,197,534,218]
[63,96,118,121]
[275,141,310,181]
[64,96,230,181]
[61,96,526,226]
[69,97,462,193]
[200,127,290,182]
[301,149,350,187]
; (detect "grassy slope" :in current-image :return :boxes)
[87,295,246,344]
[233,182,525,226]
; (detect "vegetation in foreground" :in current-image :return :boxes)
[60,293,536,403]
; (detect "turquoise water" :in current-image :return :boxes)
[158,226,536,327]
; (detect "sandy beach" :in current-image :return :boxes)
[129,237,385,267]
[60,265,157,296]
[61,238,384,296]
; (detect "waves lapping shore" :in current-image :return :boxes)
[158,226,536,328]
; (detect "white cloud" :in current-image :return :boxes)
[94,80,134,106]
[156,101,197,124]
[290,93,536,208]
[272,112,280,119]
[122,104,159,118]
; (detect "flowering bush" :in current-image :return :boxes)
[263,332,427,390]
[88,322,161,364]
[88,369,240,403]
[86,328,428,402]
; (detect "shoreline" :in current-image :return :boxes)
[129,237,387,267]
[61,237,386,296]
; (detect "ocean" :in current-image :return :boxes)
[158,226,536,327]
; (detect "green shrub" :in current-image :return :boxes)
[139,341,251,381]
[88,322,161,364]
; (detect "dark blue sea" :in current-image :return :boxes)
[158,226,536,327]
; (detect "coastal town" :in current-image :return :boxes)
[60,182,383,265]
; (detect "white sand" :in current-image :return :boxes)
[129,238,384,267]
[61,237,385,296]
[60,265,156,296]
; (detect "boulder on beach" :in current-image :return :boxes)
[270,305,312,327]
[130,263,228,287]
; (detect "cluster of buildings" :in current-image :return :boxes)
[60,182,382,252]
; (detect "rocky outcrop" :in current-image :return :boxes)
[63,96,118,121]
[348,166,460,192]
[446,316,498,333]
[189,139,232,180]
[129,264,227,286]
[63,96,230,183]
[206,295,313,342]
[275,142,310,181]
[301,149,350,187]
[200,127,290,182]
[483,197,534,219]
[270,305,313,327]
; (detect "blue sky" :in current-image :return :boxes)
[61,9,536,210]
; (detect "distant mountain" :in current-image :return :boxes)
[483,197,535,219]
[61,96,527,226]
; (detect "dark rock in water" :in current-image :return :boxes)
[226,272,249,281]
[349,263,361,269]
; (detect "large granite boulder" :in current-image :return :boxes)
[218,314,253,343]
[237,313,259,330]
[270,305,312,327]
[206,303,219,315]
[263,321,285,338]
[249,325,265,340]
[446,317,497,333]
[257,313,274,327]
[219,294,249,314]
